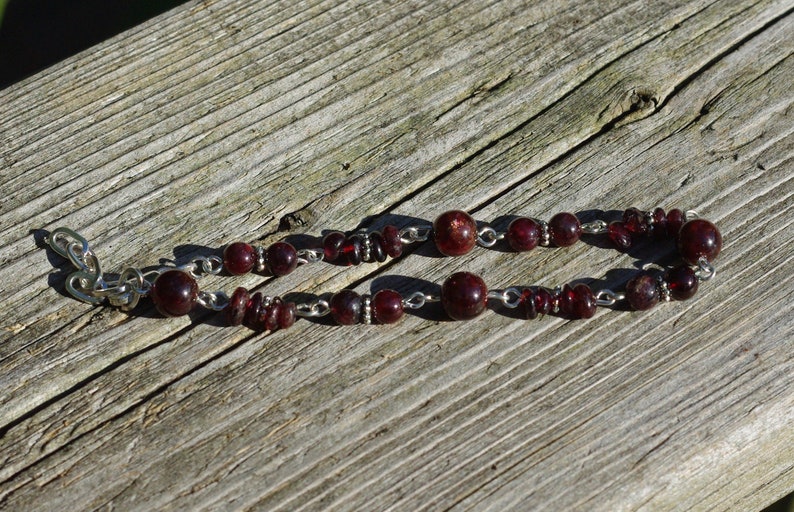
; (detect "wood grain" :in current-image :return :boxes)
[0,0,792,510]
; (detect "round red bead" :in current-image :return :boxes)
[150,269,199,317]
[330,289,362,325]
[625,274,659,311]
[677,219,722,265]
[323,231,346,262]
[382,225,403,258]
[341,235,363,265]
[561,283,597,319]
[372,289,404,324]
[665,265,699,300]
[441,271,488,320]
[223,242,256,275]
[434,210,477,256]
[267,241,298,276]
[506,217,541,252]
[225,287,250,326]
[548,212,581,247]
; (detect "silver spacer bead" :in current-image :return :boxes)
[254,245,267,272]
[539,220,551,246]
[656,276,672,302]
[360,234,373,263]
[361,294,372,324]
[552,285,562,313]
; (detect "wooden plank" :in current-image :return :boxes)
[0,0,792,510]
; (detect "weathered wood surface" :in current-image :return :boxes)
[1,0,792,509]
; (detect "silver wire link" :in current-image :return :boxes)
[399,225,433,244]
[695,257,716,281]
[486,287,523,308]
[180,255,223,278]
[296,299,331,317]
[477,226,504,248]
[685,210,699,221]
[581,220,609,234]
[402,291,440,310]
[197,290,230,311]
[595,289,626,307]
[297,248,325,264]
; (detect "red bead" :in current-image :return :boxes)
[608,221,632,251]
[441,271,488,320]
[341,235,363,266]
[372,289,404,324]
[666,209,685,238]
[243,292,263,329]
[330,289,362,325]
[572,283,597,319]
[382,225,403,258]
[150,270,198,317]
[623,207,648,235]
[548,212,581,247]
[264,297,282,331]
[534,287,554,315]
[626,274,659,310]
[223,242,256,275]
[506,217,541,252]
[665,265,699,300]
[558,284,577,316]
[323,231,346,262]
[369,232,387,262]
[518,288,537,319]
[651,207,667,238]
[278,301,297,329]
[677,219,722,265]
[225,287,249,326]
[434,210,477,256]
[267,241,298,276]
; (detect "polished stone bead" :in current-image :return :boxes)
[323,231,346,262]
[623,207,648,235]
[369,232,387,262]
[382,225,403,258]
[342,235,363,265]
[518,288,537,319]
[665,265,699,300]
[243,292,263,329]
[534,287,554,315]
[677,219,722,265]
[224,287,250,326]
[434,210,477,256]
[330,289,362,325]
[626,274,659,310]
[150,270,199,317]
[506,217,541,252]
[572,283,597,319]
[278,301,297,329]
[223,242,256,275]
[372,289,404,324]
[267,241,298,276]
[608,221,632,251]
[548,212,581,247]
[666,208,685,238]
[441,271,488,320]
[650,207,668,238]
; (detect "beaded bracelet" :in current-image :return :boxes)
[46,207,722,331]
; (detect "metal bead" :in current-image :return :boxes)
[361,294,372,324]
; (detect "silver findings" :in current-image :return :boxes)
[297,248,324,265]
[695,257,716,281]
[402,291,440,310]
[296,299,331,318]
[476,226,504,248]
[180,255,223,278]
[595,289,626,307]
[656,277,672,302]
[538,220,551,246]
[254,245,267,272]
[399,225,433,244]
[197,290,230,311]
[361,294,372,324]
[581,219,608,234]
[486,287,523,308]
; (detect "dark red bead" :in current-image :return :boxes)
[651,207,667,238]
[224,287,250,326]
[382,225,403,258]
[342,235,363,265]
[626,274,659,310]
[254,297,271,331]
[677,219,722,265]
[434,210,477,256]
[150,270,199,317]
[330,289,362,325]
[372,289,404,324]
[666,209,685,238]
[278,301,297,329]
[323,231,346,262]
[369,232,387,262]
[518,288,537,319]
[534,287,554,315]
[441,271,488,320]
[608,221,632,251]
[243,292,263,329]
[506,217,541,252]
[623,207,648,235]
[265,297,282,331]
[223,242,256,275]
[572,283,596,319]
[548,212,581,247]
[559,284,577,316]
[266,241,298,276]
[665,265,699,300]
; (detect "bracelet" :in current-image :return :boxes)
[46,207,722,331]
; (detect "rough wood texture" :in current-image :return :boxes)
[1,0,792,510]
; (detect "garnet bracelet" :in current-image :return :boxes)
[46,207,722,331]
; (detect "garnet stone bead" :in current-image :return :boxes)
[665,265,699,300]
[267,241,298,276]
[434,210,477,256]
[323,231,346,262]
[372,289,404,324]
[559,283,597,319]
[382,225,403,258]
[223,242,256,275]
[150,269,199,317]
[506,217,541,252]
[608,221,632,251]
[666,208,685,238]
[441,271,488,320]
[330,289,362,325]
[677,219,722,265]
[548,212,581,247]
[225,287,250,326]
[625,274,659,310]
